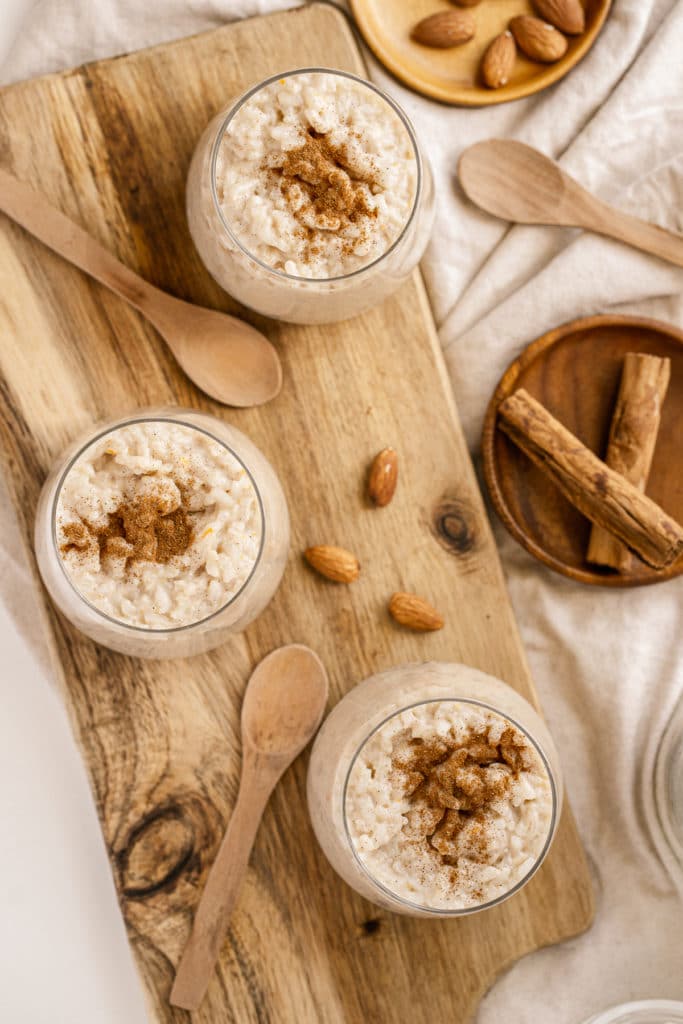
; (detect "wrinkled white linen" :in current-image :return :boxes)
[1,1,682,1022]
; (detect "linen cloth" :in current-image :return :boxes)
[1,1,682,1022]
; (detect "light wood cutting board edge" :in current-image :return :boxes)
[0,4,594,1021]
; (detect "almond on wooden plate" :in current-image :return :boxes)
[389,592,444,632]
[304,545,360,583]
[411,10,476,48]
[510,16,569,62]
[534,0,585,35]
[481,31,516,89]
[367,447,398,507]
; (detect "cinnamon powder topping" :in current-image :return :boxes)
[269,127,380,263]
[392,726,530,881]
[61,493,193,569]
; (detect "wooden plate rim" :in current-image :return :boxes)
[349,0,612,107]
[481,313,683,588]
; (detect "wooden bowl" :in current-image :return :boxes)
[349,0,611,106]
[482,315,683,587]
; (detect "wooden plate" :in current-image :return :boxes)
[482,315,683,587]
[350,0,611,106]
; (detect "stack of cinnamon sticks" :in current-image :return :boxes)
[497,352,683,572]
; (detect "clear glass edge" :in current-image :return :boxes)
[208,66,424,284]
[654,694,683,867]
[582,999,683,1024]
[49,412,267,635]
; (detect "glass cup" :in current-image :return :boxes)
[186,67,435,324]
[581,1001,683,1024]
[307,661,563,917]
[34,407,289,659]
[654,691,683,870]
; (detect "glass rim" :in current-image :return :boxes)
[654,691,683,866]
[50,413,266,635]
[208,66,423,284]
[582,999,683,1023]
[342,696,559,917]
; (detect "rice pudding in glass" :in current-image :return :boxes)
[186,68,435,324]
[34,409,289,658]
[307,662,562,916]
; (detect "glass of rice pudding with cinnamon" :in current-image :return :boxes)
[186,68,435,324]
[35,409,289,658]
[307,662,562,916]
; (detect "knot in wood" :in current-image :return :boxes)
[431,498,477,558]
[361,918,381,935]
[118,805,195,900]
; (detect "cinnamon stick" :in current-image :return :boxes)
[497,388,683,569]
[587,353,671,571]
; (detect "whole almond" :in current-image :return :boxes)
[481,31,516,89]
[389,592,444,632]
[510,16,569,62]
[304,545,360,583]
[534,0,585,34]
[368,447,398,507]
[412,10,476,48]
[451,0,482,7]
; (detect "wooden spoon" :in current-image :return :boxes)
[458,140,683,268]
[0,168,282,407]
[170,644,329,1011]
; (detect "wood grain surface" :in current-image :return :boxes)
[0,5,593,1022]
[350,0,611,106]
[482,315,683,587]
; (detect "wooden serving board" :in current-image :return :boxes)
[0,5,593,1022]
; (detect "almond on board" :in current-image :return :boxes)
[304,545,360,583]
[367,447,398,507]
[389,592,444,632]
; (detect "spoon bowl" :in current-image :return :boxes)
[148,294,282,408]
[241,644,330,756]
[458,140,570,224]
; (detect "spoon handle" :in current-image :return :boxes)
[0,167,166,316]
[583,195,683,269]
[170,761,276,1011]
